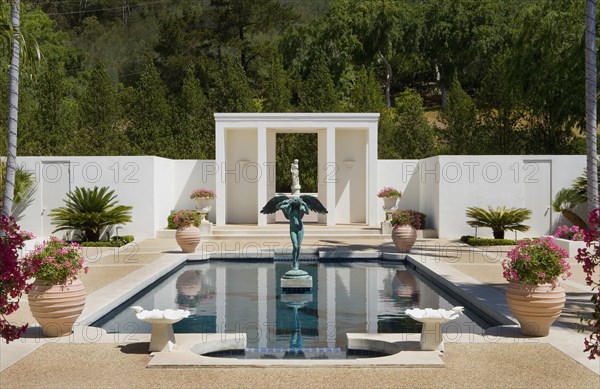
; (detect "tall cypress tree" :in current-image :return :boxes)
[262,55,292,112]
[127,62,173,157]
[298,57,339,112]
[439,75,478,154]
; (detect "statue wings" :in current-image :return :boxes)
[300,195,328,214]
[260,195,290,214]
[260,195,328,215]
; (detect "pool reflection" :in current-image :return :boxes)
[100,261,482,350]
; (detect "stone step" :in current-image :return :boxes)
[155,226,384,240]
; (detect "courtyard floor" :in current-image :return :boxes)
[1,232,599,388]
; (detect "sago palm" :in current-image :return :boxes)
[49,186,133,242]
[465,206,532,239]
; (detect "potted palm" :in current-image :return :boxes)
[173,210,202,253]
[23,237,88,337]
[502,237,571,336]
[390,210,425,253]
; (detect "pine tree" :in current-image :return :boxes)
[174,67,214,159]
[262,55,292,112]
[298,57,339,112]
[78,63,127,155]
[209,57,256,113]
[127,62,174,157]
[347,67,385,112]
[439,75,478,154]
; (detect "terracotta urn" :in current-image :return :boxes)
[505,281,566,336]
[175,225,201,253]
[28,278,86,337]
[391,224,417,253]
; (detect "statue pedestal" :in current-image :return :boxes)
[291,184,301,196]
[281,269,312,291]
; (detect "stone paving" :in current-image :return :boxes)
[1,233,598,388]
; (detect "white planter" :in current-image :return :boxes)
[382,197,399,211]
[551,237,588,258]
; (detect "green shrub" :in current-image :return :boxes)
[460,236,517,246]
[80,235,134,247]
[167,210,201,229]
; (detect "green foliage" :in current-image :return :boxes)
[275,134,318,193]
[209,57,256,113]
[440,75,478,154]
[261,55,292,112]
[460,235,517,246]
[298,57,339,112]
[381,88,438,159]
[22,237,87,285]
[552,188,587,228]
[126,62,174,157]
[465,206,532,240]
[78,64,129,155]
[390,210,426,230]
[1,0,593,162]
[49,186,133,242]
[173,67,214,159]
[171,209,201,229]
[80,235,134,247]
[346,67,385,112]
[168,210,201,229]
[503,238,570,285]
[0,161,35,212]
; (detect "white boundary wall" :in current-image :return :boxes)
[11,154,586,240]
[377,155,587,238]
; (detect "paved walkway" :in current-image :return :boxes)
[1,234,598,388]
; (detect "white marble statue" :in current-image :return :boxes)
[291,159,301,195]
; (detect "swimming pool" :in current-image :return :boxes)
[95,260,492,358]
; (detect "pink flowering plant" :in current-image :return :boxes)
[502,237,571,287]
[172,210,201,229]
[554,225,585,241]
[18,230,34,241]
[23,237,88,285]
[190,188,215,200]
[390,210,426,230]
[0,216,32,343]
[377,187,402,198]
[575,209,600,360]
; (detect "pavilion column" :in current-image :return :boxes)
[325,126,336,226]
[257,126,267,226]
[367,124,378,226]
[215,123,226,226]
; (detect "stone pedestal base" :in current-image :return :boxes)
[149,323,177,352]
[281,269,313,291]
[199,218,212,236]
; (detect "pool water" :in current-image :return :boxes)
[96,261,488,358]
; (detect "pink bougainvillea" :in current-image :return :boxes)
[0,216,31,343]
[575,209,600,360]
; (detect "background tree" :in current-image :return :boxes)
[381,88,438,159]
[439,75,478,154]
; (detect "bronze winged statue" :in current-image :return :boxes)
[261,195,327,276]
